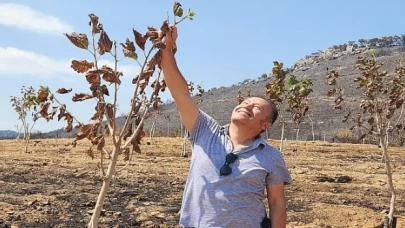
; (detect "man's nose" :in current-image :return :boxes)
[245,103,254,109]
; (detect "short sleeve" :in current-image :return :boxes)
[266,152,293,185]
[187,110,220,143]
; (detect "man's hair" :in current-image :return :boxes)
[255,95,278,124]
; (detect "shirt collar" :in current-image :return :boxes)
[220,124,267,150]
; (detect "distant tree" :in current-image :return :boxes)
[393,35,401,46]
[10,86,39,153]
[368,38,379,47]
[325,50,404,227]
[265,61,289,151]
[358,39,367,47]
[14,124,22,139]
[259,73,267,80]
[347,41,356,47]
[401,34,405,46]
[285,75,313,140]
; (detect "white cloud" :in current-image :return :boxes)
[0,47,70,78]
[0,47,140,79]
[0,3,74,35]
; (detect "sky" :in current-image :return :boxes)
[1,0,404,132]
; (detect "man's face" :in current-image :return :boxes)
[231,97,272,131]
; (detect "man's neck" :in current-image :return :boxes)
[228,124,258,150]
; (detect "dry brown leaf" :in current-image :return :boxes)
[38,102,50,118]
[146,31,159,40]
[85,70,101,85]
[101,65,122,84]
[64,113,74,132]
[148,50,162,69]
[88,13,101,34]
[101,85,109,96]
[64,32,89,50]
[120,38,137,60]
[56,88,73,94]
[71,60,94,73]
[98,30,113,55]
[91,103,105,121]
[72,93,94,102]
[57,104,66,121]
[133,29,147,51]
[123,123,133,141]
[97,136,105,150]
[37,87,49,103]
[75,124,94,141]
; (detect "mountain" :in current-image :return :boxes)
[33,37,405,144]
[140,44,405,143]
[0,130,18,139]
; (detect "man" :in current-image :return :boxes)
[161,25,292,228]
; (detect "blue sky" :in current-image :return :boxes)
[1,0,404,132]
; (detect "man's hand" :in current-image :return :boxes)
[163,25,178,51]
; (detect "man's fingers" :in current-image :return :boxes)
[168,25,178,37]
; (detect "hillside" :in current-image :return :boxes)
[140,45,405,142]
[35,40,405,144]
[0,130,17,139]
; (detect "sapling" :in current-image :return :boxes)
[31,2,195,227]
[325,51,404,228]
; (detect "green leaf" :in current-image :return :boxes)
[188,8,196,17]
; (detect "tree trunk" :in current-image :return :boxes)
[87,145,120,228]
[384,215,397,228]
[279,121,285,152]
[380,136,396,227]
[296,128,300,141]
[24,123,30,153]
[16,125,23,139]
[24,121,36,153]
[149,121,156,144]
[311,122,315,142]
[307,115,315,142]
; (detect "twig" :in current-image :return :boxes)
[118,47,155,141]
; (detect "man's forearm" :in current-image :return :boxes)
[161,49,189,98]
[269,201,287,228]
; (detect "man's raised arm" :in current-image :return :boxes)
[161,26,199,133]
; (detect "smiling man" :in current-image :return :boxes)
[161,25,292,228]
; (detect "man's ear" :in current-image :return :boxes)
[262,121,271,131]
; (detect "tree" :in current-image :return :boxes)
[10,86,39,153]
[347,40,356,47]
[325,51,404,228]
[285,75,313,140]
[265,61,288,151]
[401,34,405,46]
[358,39,367,47]
[34,2,196,227]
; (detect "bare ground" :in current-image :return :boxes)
[0,138,404,228]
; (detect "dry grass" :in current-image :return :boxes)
[0,137,404,227]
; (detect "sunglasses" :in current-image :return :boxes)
[220,153,238,176]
